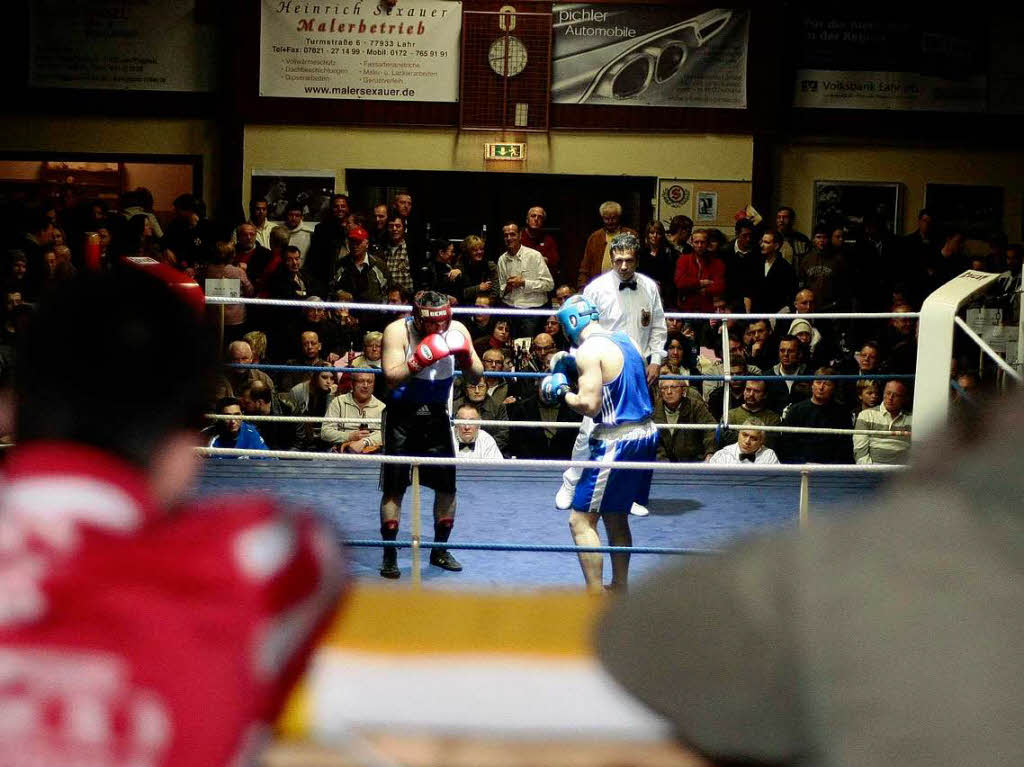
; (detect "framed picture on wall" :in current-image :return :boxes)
[924,184,1004,240]
[251,169,336,223]
[813,181,903,242]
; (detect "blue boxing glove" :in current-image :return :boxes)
[539,372,571,406]
[549,351,578,383]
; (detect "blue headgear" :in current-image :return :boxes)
[556,295,600,347]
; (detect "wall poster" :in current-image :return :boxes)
[260,0,462,102]
[29,0,217,92]
[551,6,748,108]
[251,170,336,223]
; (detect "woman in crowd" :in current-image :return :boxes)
[459,234,499,305]
[637,220,677,308]
[201,242,254,344]
[474,317,513,356]
[289,361,338,451]
[416,238,464,303]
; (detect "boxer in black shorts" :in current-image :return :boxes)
[378,290,484,578]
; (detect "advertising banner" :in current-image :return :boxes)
[551,5,748,108]
[29,0,217,92]
[793,13,987,112]
[260,0,462,102]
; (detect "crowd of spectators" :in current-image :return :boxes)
[3,187,1016,462]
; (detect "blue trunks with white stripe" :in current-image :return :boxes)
[572,420,659,514]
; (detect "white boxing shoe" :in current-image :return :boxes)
[555,482,574,510]
[630,503,650,517]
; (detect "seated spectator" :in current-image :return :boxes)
[242,330,269,367]
[321,369,384,453]
[351,330,383,369]
[298,297,349,359]
[453,403,505,460]
[722,379,782,449]
[787,317,830,369]
[662,331,698,376]
[324,290,363,356]
[214,339,276,402]
[201,242,254,344]
[851,377,881,420]
[854,380,912,464]
[552,283,574,308]
[706,359,748,421]
[543,315,567,350]
[881,303,917,374]
[505,379,578,459]
[709,421,779,464]
[453,377,510,455]
[837,339,882,402]
[695,294,733,350]
[777,367,854,464]
[459,234,499,305]
[202,396,270,456]
[468,294,497,345]
[288,362,337,451]
[281,330,326,392]
[746,318,778,371]
[654,375,716,462]
[798,225,848,311]
[238,379,297,451]
[765,334,810,415]
[473,317,513,357]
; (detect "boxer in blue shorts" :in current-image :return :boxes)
[541,295,659,593]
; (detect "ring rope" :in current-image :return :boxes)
[342,540,719,556]
[204,295,919,321]
[198,446,908,472]
[227,363,914,382]
[202,413,909,437]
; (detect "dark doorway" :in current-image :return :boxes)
[346,169,656,286]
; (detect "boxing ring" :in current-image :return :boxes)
[201,272,1016,763]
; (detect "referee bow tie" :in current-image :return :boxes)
[619,279,638,291]
[460,442,475,451]
[739,452,756,462]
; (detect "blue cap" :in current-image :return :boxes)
[556,295,600,347]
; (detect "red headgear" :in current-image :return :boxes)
[413,290,452,333]
[347,226,369,242]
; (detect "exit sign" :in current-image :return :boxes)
[484,143,526,161]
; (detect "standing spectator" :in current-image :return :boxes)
[369,202,390,255]
[281,330,325,392]
[334,226,389,310]
[637,220,677,308]
[467,294,497,346]
[234,222,274,287]
[307,193,351,289]
[899,208,940,295]
[416,238,464,301]
[709,421,779,464]
[460,234,499,304]
[722,379,782,449]
[798,225,848,310]
[202,396,270,455]
[238,379,297,451]
[498,220,553,339]
[552,284,574,308]
[777,368,854,464]
[674,228,727,313]
[322,369,384,454]
[163,193,214,273]
[881,303,918,375]
[268,245,323,303]
[666,215,694,255]
[724,217,758,310]
[520,206,560,277]
[924,228,967,295]
[577,201,636,288]
[245,197,273,249]
[289,363,338,451]
[382,213,414,296]
[283,201,313,266]
[202,242,253,344]
[654,376,716,462]
[390,191,424,265]
[775,205,811,267]
[18,209,56,298]
[747,230,797,315]
[453,403,505,460]
[854,380,911,464]
[120,187,164,240]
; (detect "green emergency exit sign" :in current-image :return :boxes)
[484,143,526,160]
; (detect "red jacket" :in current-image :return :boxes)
[674,253,726,312]
[0,443,348,767]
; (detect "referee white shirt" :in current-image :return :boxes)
[498,243,554,309]
[709,443,779,464]
[454,427,504,461]
[583,270,667,365]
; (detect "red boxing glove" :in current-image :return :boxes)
[409,333,451,373]
[444,328,473,369]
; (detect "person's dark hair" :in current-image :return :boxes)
[776,206,796,219]
[644,220,667,240]
[284,201,304,216]
[216,396,240,413]
[329,193,350,207]
[386,213,405,228]
[134,187,155,211]
[668,215,693,235]
[285,245,301,257]
[501,219,520,232]
[249,197,268,215]
[813,224,831,238]
[778,334,800,348]
[17,271,216,467]
[26,208,53,237]
[734,218,755,235]
[762,230,783,246]
[173,193,199,213]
